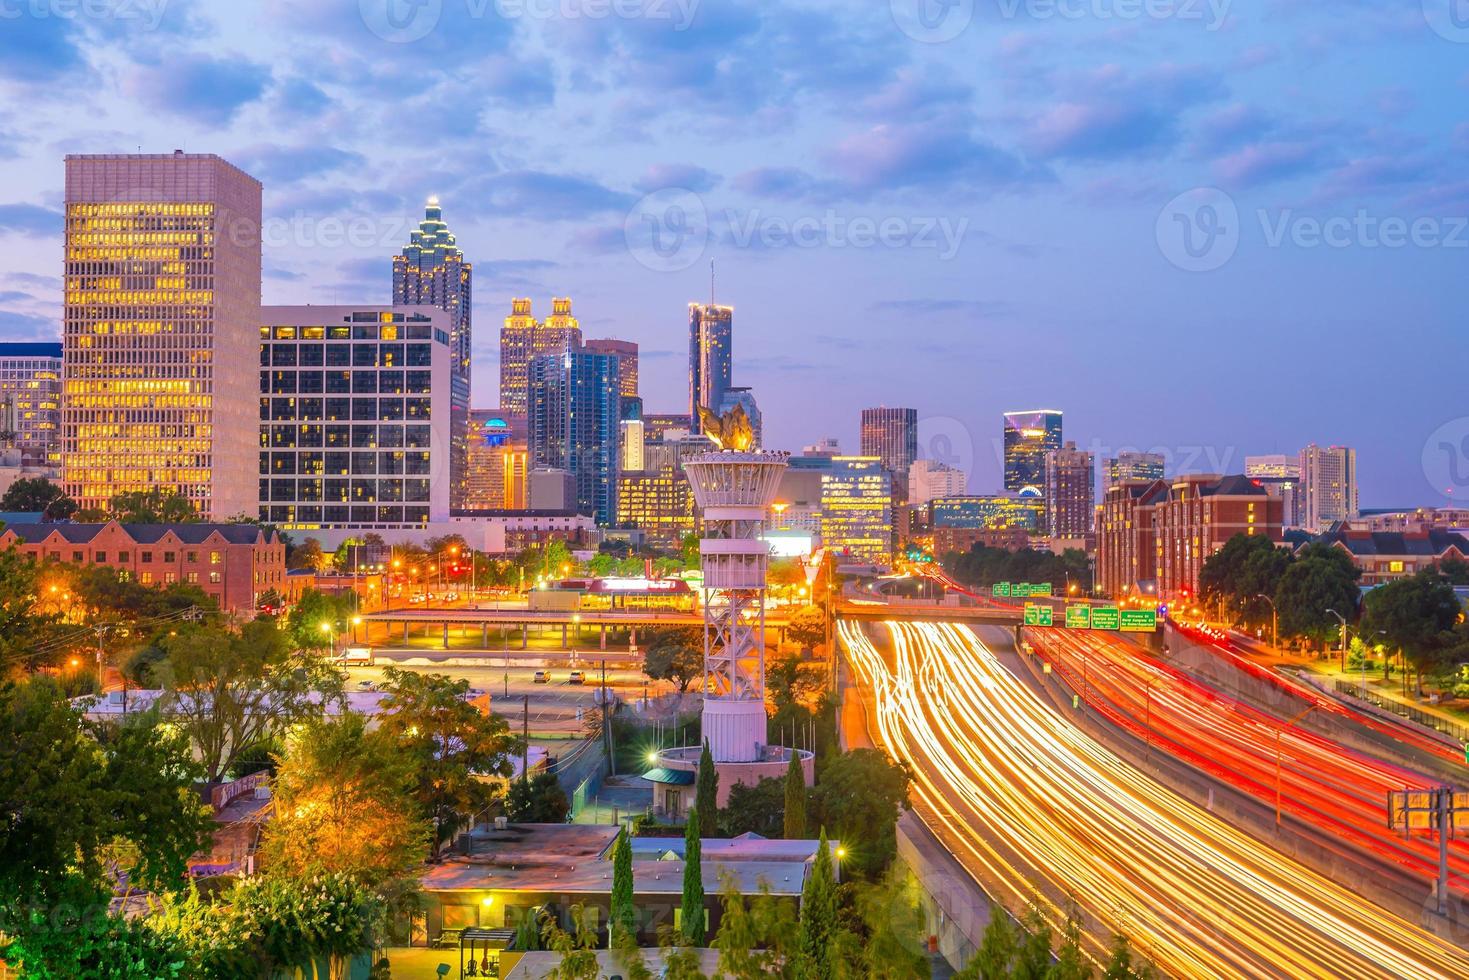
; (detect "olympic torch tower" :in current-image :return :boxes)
[682,446,789,762]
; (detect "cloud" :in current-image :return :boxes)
[0,14,85,83]
[0,311,56,338]
[234,145,365,183]
[475,54,556,107]
[731,167,837,201]
[1213,141,1332,187]
[825,116,1040,196]
[870,299,1013,318]
[123,54,271,126]
[461,171,634,220]
[635,164,720,194]
[0,204,63,237]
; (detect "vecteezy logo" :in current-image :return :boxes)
[359,0,442,43]
[623,188,708,273]
[916,416,975,487]
[1422,418,1469,502]
[1423,0,1469,43]
[890,0,974,43]
[1156,187,1240,272]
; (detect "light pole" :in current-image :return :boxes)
[1362,629,1386,699]
[1256,594,1278,651]
[1275,704,1316,827]
[319,621,335,659]
[1325,608,1347,670]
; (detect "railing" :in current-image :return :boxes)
[1334,680,1469,743]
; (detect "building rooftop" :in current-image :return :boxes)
[421,857,808,898]
[1319,528,1469,558]
[0,343,62,358]
[0,521,279,546]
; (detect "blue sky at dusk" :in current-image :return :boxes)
[0,1,1465,506]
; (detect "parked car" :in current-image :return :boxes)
[568,671,586,685]
[533,671,550,684]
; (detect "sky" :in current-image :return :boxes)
[0,0,1465,507]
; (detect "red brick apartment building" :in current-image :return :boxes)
[1098,475,1283,600]
[0,521,286,614]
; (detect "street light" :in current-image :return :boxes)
[319,621,336,659]
[1325,609,1347,670]
[1275,704,1317,827]
[1256,594,1278,651]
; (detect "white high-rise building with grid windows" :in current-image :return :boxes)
[62,152,262,519]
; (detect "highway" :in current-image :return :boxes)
[840,619,1469,978]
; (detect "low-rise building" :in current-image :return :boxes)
[1316,527,1469,586]
[0,521,286,613]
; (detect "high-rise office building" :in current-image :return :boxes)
[0,342,62,467]
[583,338,639,400]
[616,431,710,550]
[527,349,620,524]
[393,198,472,510]
[1043,441,1095,538]
[63,152,262,518]
[860,407,918,501]
[465,410,528,511]
[908,458,967,506]
[258,306,452,529]
[688,303,732,427]
[717,386,762,449]
[1245,454,1303,528]
[1003,410,1063,495]
[818,457,894,565]
[499,298,582,415]
[1105,451,1165,489]
[1299,444,1358,533]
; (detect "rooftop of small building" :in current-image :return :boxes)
[0,521,280,546]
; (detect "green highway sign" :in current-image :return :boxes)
[993,582,1011,597]
[1090,607,1120,630]
[1029,582,1053,597]
[1023,603,1053,627]
[1065,605,1091,629]
[1119,610,1159,632]
[1013,583,1030,598]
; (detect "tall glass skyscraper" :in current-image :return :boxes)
[0,342,62,467]
[393,198,472,508]
[1003,410,1063,495]
[688,303,732,428]
[499,298,582,416]
[63,152,262,519]
[860,406,918,501]
[527,349,621,525]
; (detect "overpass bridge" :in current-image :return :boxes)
[359,606,793,650]
[836,598,1024,626]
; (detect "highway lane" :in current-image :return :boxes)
[840,619,1469,978]
[1027,626,1469,895]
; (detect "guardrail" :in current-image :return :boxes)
[1333,680,1469,744]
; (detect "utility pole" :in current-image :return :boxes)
[602,658,615,776]
[522,695,530,781]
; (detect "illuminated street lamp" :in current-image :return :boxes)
[319,621,336,659]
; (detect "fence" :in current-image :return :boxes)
[1333,680,1469,743]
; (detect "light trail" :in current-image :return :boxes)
[1029,626,1469,891]
[841,619,1469,979]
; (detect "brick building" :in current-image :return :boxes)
[1315,527,1469,586]
[1097,475,1283,600]
[0,521,286,613]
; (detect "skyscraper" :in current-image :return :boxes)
[860,407,918,501]
[1003,410,1063,495]
[0,342,62,467]
[1105,451,1166,489]
[583,338,639,400]
[688,303,732,427]
[527,349,620,524]
[1299,444,1358,532]
[1245,454,1302,528]
[499,298,582,415]
[465,410,528,511]
[393,197,472,509]
[63,152,261,518]
[908,458,967,506]
[1044,441,1095,538]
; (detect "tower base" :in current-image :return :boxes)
[702,698,767,763]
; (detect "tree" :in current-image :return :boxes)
[962,906,1017,979]
[506,769,571,823]
[645,627,705,692]
[260,712,429,885]
[813,748,913,877]
[720,776,785,838]
[610,826,637,949]
[1362,569,1463,683]
[157,617,344,780]
[0,476,75,520]
[1104,933,1156,979]
[799,831,838,979]
[287,536,327,572]
[769,654,825,712]
[695,740,718,822]
[1439,553,1469,587]
[786,604,827,653]
[712,879,802,978]
[1014,906,1055,980]
[376,666,517,851]
[784,751,808,839]
[107,487,198,524]
[855,868,931,979]
[0,680,211,910]
[0,548,62,674]
[1198,533,1286,615]
[1274,544,1360,650]
[680,808,706,945]
[285,588,357,652]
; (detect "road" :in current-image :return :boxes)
[840,619,1469,978]
[1026,625,1469,900]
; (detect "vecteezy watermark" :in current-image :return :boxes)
[1422,418,1469,503]
[917,415,977,486]
[225,212,411,251]
[1158,188,1469,271]
[623,188,709,274]
[996,0,1230,30]
[623,189,969,271]
[1156,188,1240,273]
[0,0,169,28]
[358,0,698,42]
[1422,0,1469,44]
[889,0,975,43]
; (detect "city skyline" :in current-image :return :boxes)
[0,4,1464,507]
